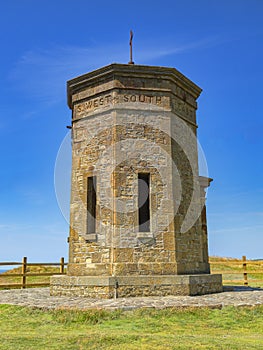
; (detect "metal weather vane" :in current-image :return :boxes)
[128,30,134,64]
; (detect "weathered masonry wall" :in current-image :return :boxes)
[50,63,222,298]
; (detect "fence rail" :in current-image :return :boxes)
[0,257,67,289]
[0,255,262,289]
[209,255,263,287]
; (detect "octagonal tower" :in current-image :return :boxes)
[51,63,222,297]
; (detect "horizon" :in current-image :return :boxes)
[0,0,262,262]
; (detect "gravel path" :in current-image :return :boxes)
[0,287,263,310]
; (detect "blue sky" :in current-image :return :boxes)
[0,0,262,262]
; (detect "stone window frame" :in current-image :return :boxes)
[136,170,155,242]
[138,172,150,232]
[82,171,98,242]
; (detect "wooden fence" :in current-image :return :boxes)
[209,255,263,287]
[0,257,67,289]
[0,255,263,289]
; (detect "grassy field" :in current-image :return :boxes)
[0,304,262,349]
[0,258,263,349]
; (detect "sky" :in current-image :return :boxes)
[0,0,262,262]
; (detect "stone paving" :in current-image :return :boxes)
[0,287,263,310]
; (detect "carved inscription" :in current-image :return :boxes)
[74,92,195,122]
[172,97,195,122]
[75,93,167,117]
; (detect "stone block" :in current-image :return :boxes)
[113,248,134,263]
[50,274,223,298]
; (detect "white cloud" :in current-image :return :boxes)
[212,224,263,234]
[8,36,222,108]
[0,223,34,232]
[17,187,46,206]
[0,220,68,261]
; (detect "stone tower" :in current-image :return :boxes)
[50,63,222,297]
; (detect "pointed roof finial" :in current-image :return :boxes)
[128,30,134,64]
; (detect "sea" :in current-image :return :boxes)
[0,269,7,274]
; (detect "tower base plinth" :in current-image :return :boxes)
[50,274,223,299]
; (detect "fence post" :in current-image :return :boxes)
[242,255,248,286]
[21,257,27,289]
[60,257,65,274]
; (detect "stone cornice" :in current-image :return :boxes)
[67,63,202,109]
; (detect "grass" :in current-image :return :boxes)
[0,305,263,349]
[0,257,263,348]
